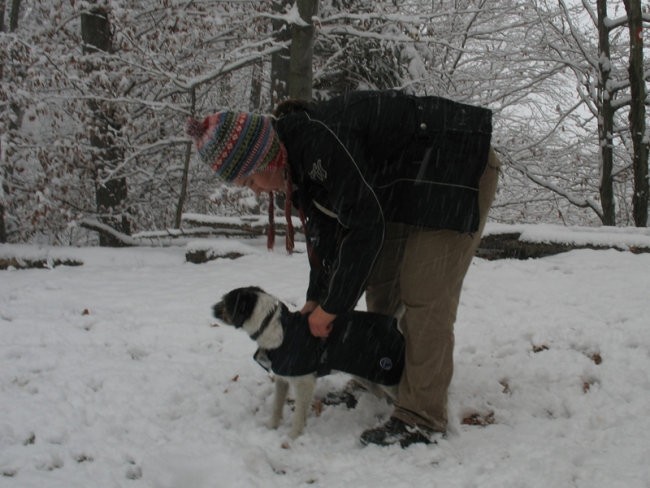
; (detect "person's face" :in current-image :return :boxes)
[233,167,285,195]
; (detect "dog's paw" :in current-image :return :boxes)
[288,427,304,440]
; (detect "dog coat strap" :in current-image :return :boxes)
[253,348,272,372]
[249,304,278,341]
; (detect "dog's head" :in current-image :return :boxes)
[213,286,266,328]
[213,286,284,349]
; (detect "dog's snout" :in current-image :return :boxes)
[213,301,226,320]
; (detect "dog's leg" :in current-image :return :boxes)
[347,376,399,405]
[288,374,316,439]
[268,377,290,430]
[350,376,397,403]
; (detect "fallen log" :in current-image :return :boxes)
[181,213,303,237]
[0,256,83,270]
[78,217,650,261]
[477,224,650,260]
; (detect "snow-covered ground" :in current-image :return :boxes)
[1,225,649,488]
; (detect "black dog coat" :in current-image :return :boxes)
[254,306,405,386]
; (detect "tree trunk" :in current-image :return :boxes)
[249,60,263,111]
[0,2,5,241]
[270,0,292,108]
[623,0,648,227]
[0,0,21,242]
[248,6,265,112]
[175,87,196,229]
[8,0,19,32]
[596,0,616,225]
[81,7,130,246]
[288,0,318,101]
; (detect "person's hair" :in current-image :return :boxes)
[266,99,313,255]
[273,99,314,118]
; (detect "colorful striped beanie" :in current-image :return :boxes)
[186,112,286,181]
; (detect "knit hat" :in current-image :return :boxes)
[186,111,286,181]
[186,111,298,253]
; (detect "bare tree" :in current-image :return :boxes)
[81,6,130,246]
[499,0,649,226]
[623,0,648,226]
[8,0,18,31]
[0,0,6,243]
[593,0,649,226]
[289,0,318,100]
[596,0,616,225]
[0,0,21,242]
[271,0,292,107]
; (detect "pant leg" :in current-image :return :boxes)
[365,223,409,317]
[392,149,500,431]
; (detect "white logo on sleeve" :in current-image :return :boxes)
[309,159,327,182]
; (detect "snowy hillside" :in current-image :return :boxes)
[1,229,649,487]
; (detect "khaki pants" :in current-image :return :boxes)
[365,148,500,432]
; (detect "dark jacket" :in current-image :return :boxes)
[275,90,492,314]
[254,306,404,386]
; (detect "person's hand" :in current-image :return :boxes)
[300,300,318,315]
[308,306,336,338]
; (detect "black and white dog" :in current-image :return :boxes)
[213,286,404,439]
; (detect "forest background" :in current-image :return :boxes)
[0,0,648,246]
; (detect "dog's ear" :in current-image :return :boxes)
[219,287,261,328]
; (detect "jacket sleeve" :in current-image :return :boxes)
[301,118,385,315]
[302,205,339,303]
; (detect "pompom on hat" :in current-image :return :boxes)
[186,111,286,181]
